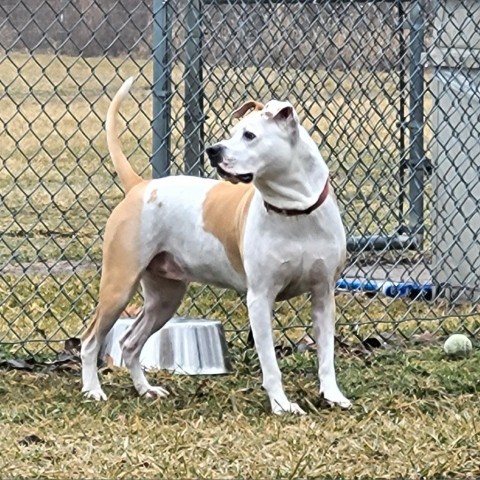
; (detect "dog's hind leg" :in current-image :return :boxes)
[81,269,140,401]
[120,273,187,398]
[311,282,351,409]
[81,198,145,400]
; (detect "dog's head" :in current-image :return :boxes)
[206,99,300,184]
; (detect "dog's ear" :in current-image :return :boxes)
[263,101,297,122]
[273,105,294,121]
[263,101,299,139]
[232,100,264,119]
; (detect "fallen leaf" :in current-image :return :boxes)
[0,359,34,370]
[411,331,437,345]
[362,336,386,351]
[18,434,45,446]
[274,344,294,357]
[64,337,81,355]
[296,334,316,353]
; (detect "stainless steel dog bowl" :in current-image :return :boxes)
[101,317,232,375]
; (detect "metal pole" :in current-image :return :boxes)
[346,234,417,253]
[407,0,426,246]
[152,0,171,178]
[184,0,204,176]
[396,0,408,223]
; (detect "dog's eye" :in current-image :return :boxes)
[243,131,256,141]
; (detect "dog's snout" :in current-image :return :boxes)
[206,144,224,167]
[206,145,223,157]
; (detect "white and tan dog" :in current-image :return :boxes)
[80,77,351,414]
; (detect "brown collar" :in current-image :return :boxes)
[264,179,330,216]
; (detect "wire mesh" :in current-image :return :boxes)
[0,0,479,355]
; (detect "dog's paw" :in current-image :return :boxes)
[143,386,169,400]
[321,390,352,409]
[272,401,306,416]
[82,388,107,401]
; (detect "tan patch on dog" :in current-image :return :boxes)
[203,182,255,273]
[82,183,147,342]
[148,189,158,204]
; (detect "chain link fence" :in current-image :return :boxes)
[1,0,479,355]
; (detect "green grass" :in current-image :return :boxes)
[1,346,480,478]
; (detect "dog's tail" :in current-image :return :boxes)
[106,77,143,193]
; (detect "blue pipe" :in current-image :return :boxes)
[336,278,437,301]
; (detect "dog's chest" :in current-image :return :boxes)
[274,252,327,300]
[249,213,345,299]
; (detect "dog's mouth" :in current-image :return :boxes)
[216,166,254,184]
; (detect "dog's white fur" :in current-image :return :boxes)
[80,78,351,414]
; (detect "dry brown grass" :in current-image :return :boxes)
[1,52,479,364]
[1,270,479,356]
[1,346,480,478]
[1,53,479,476]
[0,51,427,264]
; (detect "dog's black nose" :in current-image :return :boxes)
[206,145,223,157]
[206,144,224,167]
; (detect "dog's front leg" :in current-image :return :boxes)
[247,289,306,415]
[311,284,351,409]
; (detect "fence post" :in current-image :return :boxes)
[152,0,172,178]
[407,0,426,246]
[184,0,205,176]
[396,0,408,223]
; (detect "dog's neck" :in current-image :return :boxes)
[254,129,330,212]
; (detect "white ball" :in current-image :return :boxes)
[443,334,472,357]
